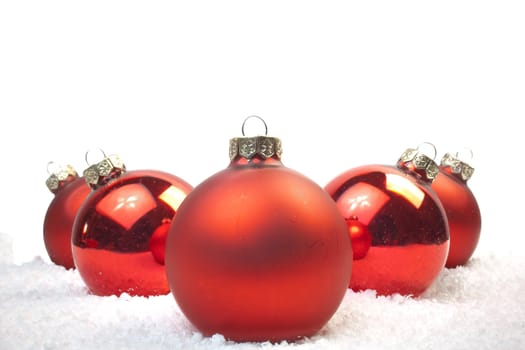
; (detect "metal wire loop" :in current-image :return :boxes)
[417,142,437,160]
[241,115,268,136]
[455,147,474,162]
[46,161,60,175]
[85,148,107,166]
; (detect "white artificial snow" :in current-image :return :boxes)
[1,234,524,350]
[0,233,13,265]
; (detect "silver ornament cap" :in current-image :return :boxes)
[83,153,126,190]
[46,164,79,194]
[440,152,474,182]
[397,147,439,183]
[229,116,283,161]
[229,136,283,161]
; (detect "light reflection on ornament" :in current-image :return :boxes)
[159,185,188,210]
[95,183,157,230]
[385,173,424,208]
[335,182,389,225]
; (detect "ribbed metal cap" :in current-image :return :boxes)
[46,164,79,194]
[397,147,439,183]
[228,115,283,161]
[229,136,283,161]
[83,154,126,190]
[440,152,474,181]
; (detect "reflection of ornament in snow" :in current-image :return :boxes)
[72,152,192,296]
[325,145,449,296]
[166,116,352,342]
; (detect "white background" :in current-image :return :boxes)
[1,0,524,263]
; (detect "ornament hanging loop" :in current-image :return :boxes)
[230,116,282,161]
[46,161,61,175]
[416,142,437,161]
[455,147,474,162]
[85,148,107,166]
[241,115,268,136]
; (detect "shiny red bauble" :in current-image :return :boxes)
[325,149,450,296]
[43,165,90,269]
[166,132,352,342]
[72,156,192,297]
[432,153,481,268]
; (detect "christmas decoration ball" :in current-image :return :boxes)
[72,155,193,296]
[43,164,90,269]
[325,148,450,296]
[432,153,481,268]
[165,119,352,342]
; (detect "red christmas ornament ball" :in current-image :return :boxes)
[72,156,192,296]
[432,153,481,268]
[43,164,90,269]
[165,124,352,342]
[325,148,450,296]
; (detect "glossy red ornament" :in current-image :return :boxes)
[71,154,193,296]
[43,164,90,269]
[165,117,352,342]
[432,152,481,268]
[325,148,450,296]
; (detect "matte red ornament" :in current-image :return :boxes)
[325,147,450,296]
[165,117,352,342]
[432,152,481,268]
[71,154,193,296]
[43,164,90,269]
